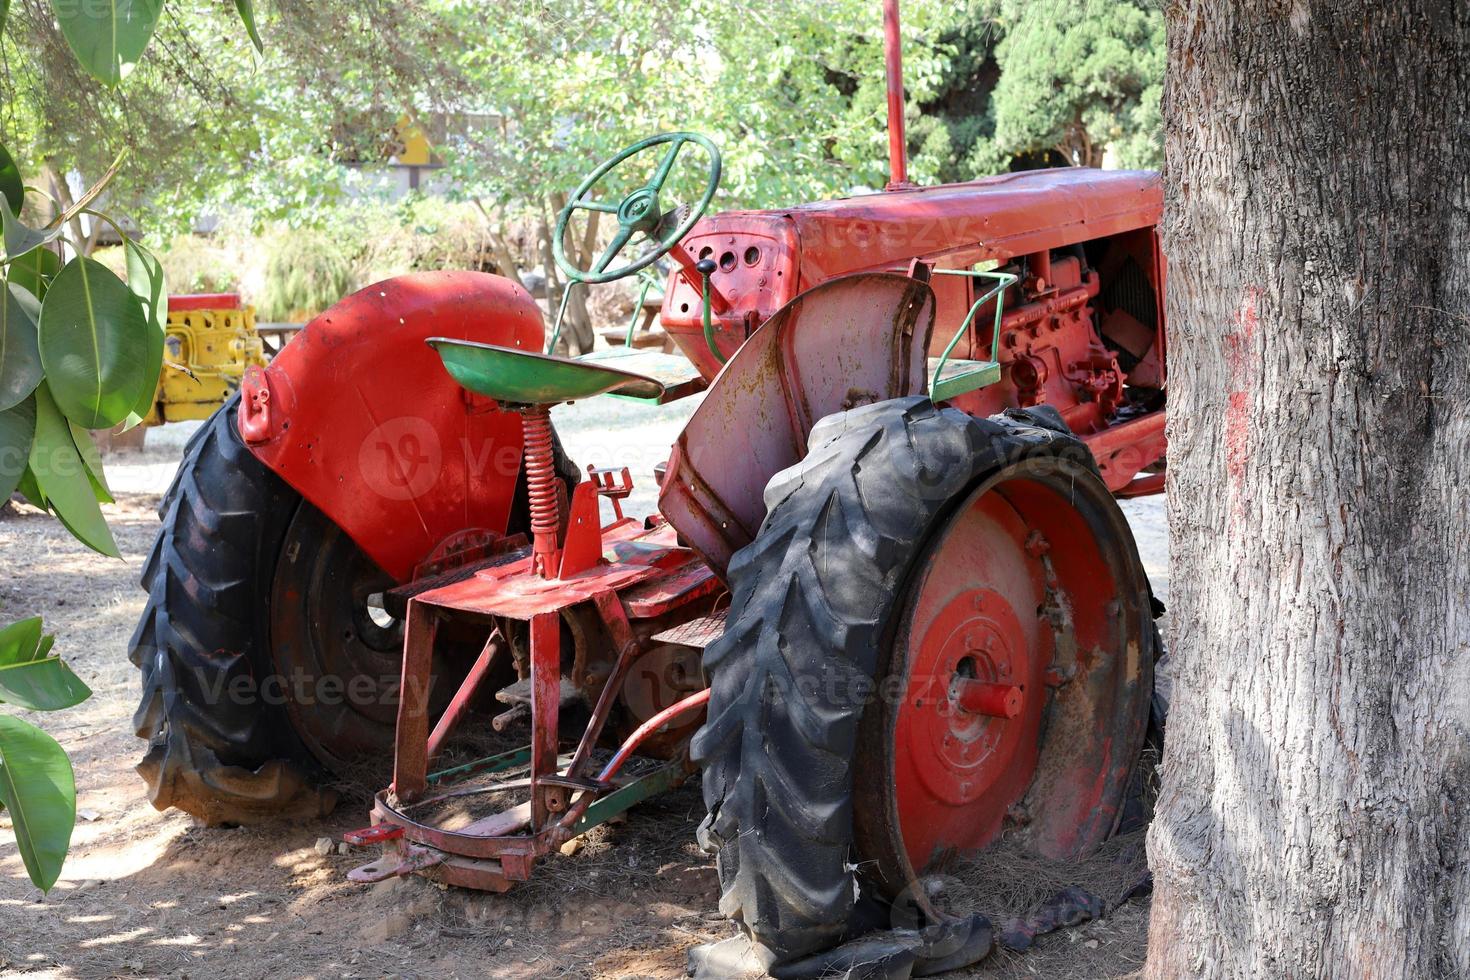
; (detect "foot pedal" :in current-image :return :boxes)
[343,824,405,846]
[346,842,445,883]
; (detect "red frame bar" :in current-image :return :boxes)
[596,688,711,784]
[426,631,504,762]
[529,611,561,828]
[393,602,438,802]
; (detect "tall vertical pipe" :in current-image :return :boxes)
[883,0,910,189]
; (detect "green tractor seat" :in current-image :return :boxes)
[427,338,666,404]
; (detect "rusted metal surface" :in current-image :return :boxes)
[556,481,604,578]
[660,169,1162,375]
[595,689,710,785]
[620,558,719,618]
[366,495,720,893]
[660,273,936,578]
[343,824,404,846]
[1083,410,1167,494]
[239,272,541,582]
[561,592,643,782]
[654,170,1170,494]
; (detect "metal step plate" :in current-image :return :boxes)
[928,356,1002,401]
[651,608,729,650]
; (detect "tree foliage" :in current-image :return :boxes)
[917,0,1164,174]
[985,0,1163,169]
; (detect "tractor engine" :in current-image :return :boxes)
[982,251,1123,435]
[657,169,1166,468]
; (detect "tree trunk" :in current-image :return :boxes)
[537,197,595,356]
[1147,3,1470,978]
[42,161,92,257]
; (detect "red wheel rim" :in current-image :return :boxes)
[853,457,1152,909]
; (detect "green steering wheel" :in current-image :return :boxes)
[553,132,721,286]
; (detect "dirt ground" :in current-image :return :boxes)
[0,419,1161,979]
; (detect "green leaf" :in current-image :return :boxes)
[0,713,76,892]
[0,142,21,216]
[53,0,163,86]
[0,394,34,501]
[0,619,40,663]
[235,0,263,52]
[0,618,90,712]
[0,197,60,261]
[15,463,44,508]
[27,384,117,557]
[7,249,59,301]
[122,240,165,427]
[0,283,42,412]
[68,420,112,503]
[37,255,150,429]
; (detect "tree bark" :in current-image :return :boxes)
[1147,3,1470,977]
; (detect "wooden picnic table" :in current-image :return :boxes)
[256,322,306,357]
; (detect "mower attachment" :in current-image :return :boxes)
[348,340,723,891]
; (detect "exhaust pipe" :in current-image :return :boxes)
[883,0,912,190]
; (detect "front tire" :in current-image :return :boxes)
[692,397,1153,961]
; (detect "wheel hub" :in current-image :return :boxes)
[853,460,1153,915]
[892,554,1046,869]
[270,503,413,770]
[901,588,1034,809]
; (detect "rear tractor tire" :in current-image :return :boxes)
[129,396,576,825]
[693,396,1155,962]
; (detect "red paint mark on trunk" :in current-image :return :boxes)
[1225,289,1261,527]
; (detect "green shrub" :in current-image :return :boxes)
[156,234,241,295]
[255,226,357,321]
[354,197,497,284]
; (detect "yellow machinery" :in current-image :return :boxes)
[143,293,269,424]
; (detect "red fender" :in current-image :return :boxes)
[659,272,936,579]
[238,272,543,582]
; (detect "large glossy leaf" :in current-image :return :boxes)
[0,713,76,892]
[0,141,20,215]
[235,0,263,52]
[122,240,165,427]
[0,283,41,412]
[0,618,90,712]
[37,256,150,429]
[0,394,34,500]
[68,420,112,503]
[7,249,59,300]
[28,384,117,557]
[54,0,162,86]
[14,462,44,508]
[0,197,59,261]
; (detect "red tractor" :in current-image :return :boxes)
[129,2,1165,970]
